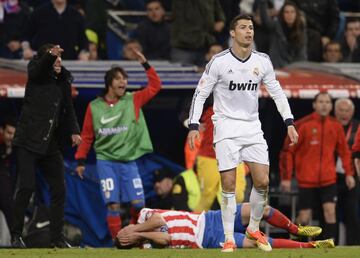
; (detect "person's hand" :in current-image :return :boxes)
[280,180,291,192]
[49,45,64,57]
[75,165,85,179]
[22,48,34,60]
[321,36,331,47]
[354,158,360,178]
[118,224,136,237]
[346,175,356,190]
[187,130,200,150]
[214,21,225,32]
[71,134,82,146]
[130,47,147,63]
[287,125,298,146]
[118,231,141,246]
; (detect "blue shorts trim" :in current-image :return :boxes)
[202,204,246,248]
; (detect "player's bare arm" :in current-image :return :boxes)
[118,212,166,237]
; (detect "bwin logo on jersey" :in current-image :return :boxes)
[228,80,258,91]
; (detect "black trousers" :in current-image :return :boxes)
[11,147,65,242]
[0,170,13,229]
[336,173,360,245]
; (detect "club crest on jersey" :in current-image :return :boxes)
[228,80,258,91]
[253,67,259,76]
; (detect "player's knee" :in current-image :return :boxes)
[222,178,236,192]
[107,203,121,211]
[253,177,269,189]
[323,208,336,222]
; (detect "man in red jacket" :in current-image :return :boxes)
[279,92,355,240]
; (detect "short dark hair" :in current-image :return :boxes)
[3,116,17,128]
[229,14,253,31]
[145,0,163,7]
[313,92,332,103]
[103,66,128,94]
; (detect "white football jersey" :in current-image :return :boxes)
[189,49,293,143]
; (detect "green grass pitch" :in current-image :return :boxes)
[1,247,360,258]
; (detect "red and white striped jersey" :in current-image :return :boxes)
[138,208,205,248]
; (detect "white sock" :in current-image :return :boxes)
[248,186,268,232]
[221,191,236,242]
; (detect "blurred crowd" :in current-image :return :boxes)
[0,0,360,66]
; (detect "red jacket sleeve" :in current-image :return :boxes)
[75,104,95,161]
[133,66,161,120]
[352,126,360,158]
[279,135,294,181]
[336,123,354,176]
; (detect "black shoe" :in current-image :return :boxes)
[50,238,72,248]
[11,235,26,248]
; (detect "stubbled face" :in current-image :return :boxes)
[53,56,62,74]
[123,42,142,60]
[313,94,332,117]
[3,125,15,147]
[146,1,164,23]
[154,178,173,197]
[335,101,354,126]
[230,19,254,48]
[323,43,342,63]
[283,5,296,26]
[109,72,128,97]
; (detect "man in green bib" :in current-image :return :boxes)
[75,49,161,240]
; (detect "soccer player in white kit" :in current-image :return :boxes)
[187,14,298,252]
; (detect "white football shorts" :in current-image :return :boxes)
[214,138,269,171]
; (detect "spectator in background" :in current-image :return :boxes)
[22,0,89,60]
[0,0,30,59]
[218,0,241,44]
[292,0,340,61]
[0,118,16,235]
[75,49,161,240]
[334,98,360,245]
[11,44,81,248]
[259,0,307,68]
[83,0,108,59]
[197,43,224,72]
[323,41,343,63]
[134,0,170,60]
[85,29,99,60]
[149,168,201,211]
[252,0,277,54]
[279,92,355,240]
[340,19,360,62]
[122,39,143,60]
[170,0,225,65]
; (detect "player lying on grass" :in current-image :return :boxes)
[116,203,334,250]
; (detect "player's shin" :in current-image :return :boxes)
[106,209,122,239]
[248,186,268,232]
[264,207,298,234]
[221,191,236,242]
